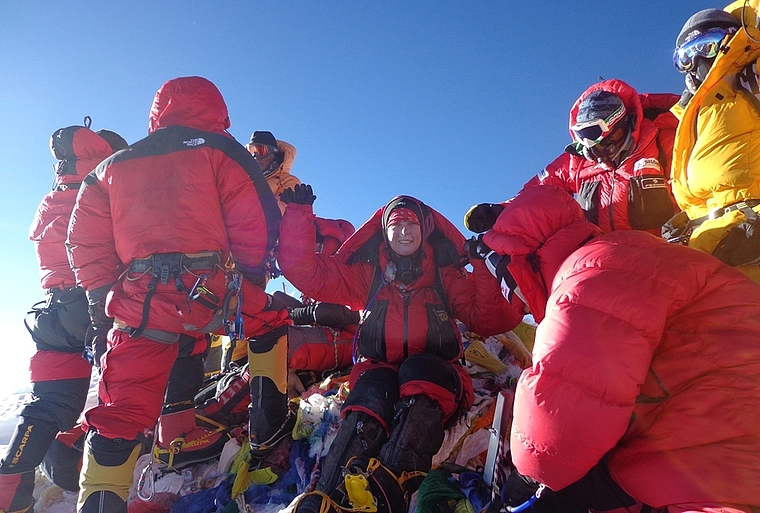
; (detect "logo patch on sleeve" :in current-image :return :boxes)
[537,168,549,181]
[633,158,661,172]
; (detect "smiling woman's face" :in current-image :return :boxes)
[386,221,422,256]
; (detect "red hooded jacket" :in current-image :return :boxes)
[67,77,281,334]
[523,79,679,234]
[483,185,760,508]
[30,127,116,290]
[278,199,522,365]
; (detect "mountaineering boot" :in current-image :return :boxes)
[316,411,388,497]
[77,432,142,513]
[0,414,64,513]
[0,471,35,513]
[156,352,230,468]
[41,424,87,492]
[378,395,445,497]
[248,325,294,456]
[155,407,230,469]
[340,457,406,513]
[79,491,128,513]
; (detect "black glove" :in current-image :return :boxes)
[466,237,518,302]
[290,304,317,325]
[662,210,690,244]
[263,292,290,312]
[464,203,505,233]
[314,302,361,328]
[85,285,113,368]
[465,235,492,260]
[280,183,316,206]
[272,290,303,309]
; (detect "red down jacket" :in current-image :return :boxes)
[278,200,522,365]
[67,77,281,334]
[483,186,760,508]
[30,127,116,291]
[523,79,679,234]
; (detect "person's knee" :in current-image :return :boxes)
[25,378,90,430]
[398,353,463,423]
[343,366,399,428]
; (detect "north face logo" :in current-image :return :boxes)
[183,138,206,147]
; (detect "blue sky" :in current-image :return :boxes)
[0,1,716,387]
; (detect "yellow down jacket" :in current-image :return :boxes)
[671,1,760,278]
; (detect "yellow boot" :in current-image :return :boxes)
[77,432,142,513]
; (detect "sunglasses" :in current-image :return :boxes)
[673,28,731,74]
[249,144,278,158]
[570,104,627,148]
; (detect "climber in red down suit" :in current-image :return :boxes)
[277,184,522,512]
[0,121,126,513]
[66,76,288,513]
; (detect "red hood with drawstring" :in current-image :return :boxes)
[67,76,280,333]
[483,185,760,507]
[30,127,116,290]
[523,79,679,234]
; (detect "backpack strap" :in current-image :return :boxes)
[434,267,451,316]
[366,265,384,306]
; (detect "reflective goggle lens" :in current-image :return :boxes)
[571,103,626,147]
[250,144,274,158]
[673,28,728,73]
[573,124,604,145]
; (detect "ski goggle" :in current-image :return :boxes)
[673,28,731,74]
[586,122,632,164]
[570,103,627,147]
[249,144,277,158]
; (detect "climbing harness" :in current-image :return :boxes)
[128,252,222,338]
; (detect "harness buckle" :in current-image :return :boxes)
[707,200,760,220]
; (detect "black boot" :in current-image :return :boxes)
[316,411,388,495]
[41,425,87,492]
[378,395,445,496]
[340,457,406,513]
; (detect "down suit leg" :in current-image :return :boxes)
[77,330,178,513]
[1,288,91,513]
[0,352,90,513]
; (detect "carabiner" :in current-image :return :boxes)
[188,274,208,301]
[136,460,156,502]
[505,484,545,513]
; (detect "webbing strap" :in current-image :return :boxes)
[130,276,157,339]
